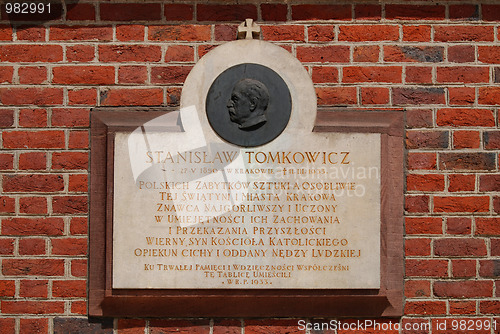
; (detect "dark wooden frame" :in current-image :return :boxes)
[89,107,404,318]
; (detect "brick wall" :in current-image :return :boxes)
[0,1,499,333]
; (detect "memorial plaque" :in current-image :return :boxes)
[89,39,404,317]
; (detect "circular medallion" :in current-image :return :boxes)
[206,63,292,147]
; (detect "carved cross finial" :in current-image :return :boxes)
[237,18,260,40]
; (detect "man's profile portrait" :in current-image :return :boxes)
[227,78,270,130]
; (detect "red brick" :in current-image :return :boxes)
[450,5,479,20]
[19,66,46,84]
[19,238,45,255]
[16,26,45,41]
[117,319,147,334]
[0,238,14,255]
[479,87,500,105]
[492,239,500,256]
[149,25,211,42]
[164,4,193,21]
[453,131,479,149]
[0,109,14,127]
[245,319,302,334]
[434,238,487,257]
[479,46,500,64]
[69,174,88,193]
[19,108,47,127]
[494,197,500,214]
[167,87,181,107]
[214,25,238,42]
[406,66,432,84]
[71,301,87,315]
[403,25,431,42]
[151,66,192,84]
[100,88,163,106]
[66,45,95,62]
[165,45,194,62]
[384,45,443,63]
[0,153,14,170]
[479,260,500,278]
[52,108,89,127]
[479,174,500,192]
[66,3,95,21]
[70,217,87,235]
[448,174,475,192]
[69,130,89,149]
[52,152,88,170]
[19,152,46,170]
[52,66,114,85]
[0,196,15,213]
[452,259,476,278]
[361,87,389,105]
[292,5,351,20]
[439,152,496,171]
[393,87,445,105]
[19,196,47,214]
[480,301,500,314]
[483,5,500,21]
[150,319,210,334]
[404,301,446,315]
[434,280,493,298]
[52,196,88,214]
[406,217,442,235]
[52,238,87,256]
[99,45,161,62]
[0,280,15,297]
[476,218,500,235]
[435,26,494,42]
[437,66,489,83]
[261,4,287,22]
[448,45,475,63]
[297,46,350,63]
[311,66,338,83]
[386,5,445,20]
[353,45,379,62]
[2,301,65,314]
[316,87,357,105]
[2,259,64,276]
[434,196,489,213]
[343,66,402,83]
[354,5,381,20]
[100,3,161,21]
[0,26,12,40]
[213,320,241,334]
[2,174,64,192]
[449,87,475,105]
[68,88,97,105]
[449,300,476,315]
[447,217,471,235]
[484,131,500,149]
[261,25,304,42]
[50,25,112,41]
[116,25,144,42]
[405,280,430,298]
[407,174,445,192]
[19,279,49,298]
[197,4,256,21]
[53,280,86,298]
[71,259,87,277]
[0,88,63,106]
[20,319,49,334]
[2,217,64,235]
[406,131,449,149]
[0,319,15,333]
[405,195,430,213]
[339,25,399,41]
[0,45,62,62]
[405,238,431,256]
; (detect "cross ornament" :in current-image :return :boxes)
[237,18,261,40]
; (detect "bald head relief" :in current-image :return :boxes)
[227,78,270,130]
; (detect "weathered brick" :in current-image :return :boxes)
[433,196,489,213]
[406,217,442,235]
[407,174,445,192]
[0,196,15,213]
[52,196,88,214]
[476,218,500,236]
[448,87,475,105]
[449,300,476,315]
[0,45,62,62]
[339,25,398,41]
[52,238,87,256]
[100,88,163,106]
[19,108,47,127]
[354,5,381,20]
[479,174,500,192]
[406,131,448,149]
[484,131,500,149]
[19,238,46,255]
[68,88,97,105]
[261,4,287,22]
[19,152,46,170]
[0,238,14,255]
[435,26,494,42]
[117,319,147,333]
[0,280,15,297]
[151,66,193,84]
[149,25,211,42]
[50,25,112,41]
[437,67,489,83]
[406,259,448,277]
[308,26,335,43]
[20,318,48,334]
[66,3,95,21]
[0,88,63,106]
[19,196,48,214]
[448,174,475,192]
[2,301,65,314]
[393,87,445,105]
[71,301,87,315]
[316,87,357,105]
[52,108,89,127]
[405,301,446,315]
[384,46,443,63]
[353,45,379,62]
[386,5,445,20]
[100,3,161,21]
[479,87,500,105]
[69,131,89,149]
[99,45,161,62]
[437,108,494,127]
[439,153,496,171]
[343,66,402,83]
[452,259,476,278]
[2,259,64,276]
[297,46,350,63]
[479,260,500,278]
[479,301,500,314]
[53,318,113,334]
[261,25,304,42]
[71,259,87,277]
[52,152,88,170]
[66,45,95,62]
[434,281,493,298]
[405,280,431,298]
[52,66,114,85]
[245,319,302,334]
[450,5,479,20]
[403,25,431,42]
[361,87,389,105]
[448,45,475,63]
[0,26,13,40]
[434,238,487,257]
[2,174,64,192]
[0,153,14,170]
[70,217,88,235]
[116,25,145,42]
[447,217,472,235]
[150,319,210,334]
[405,238,431,256]
[406,66,432,83]
[18,66,46,84]
[165,45,194,62]
[405,195,430,213]
[0,109,14,127]
[292,5,351,20]
[16,26,45,41]
[311,66,338,83]
[52,280,86,297]
[2,217,64,235]
[197,4,257,22]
